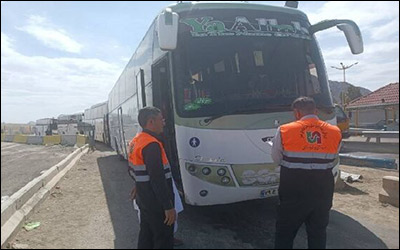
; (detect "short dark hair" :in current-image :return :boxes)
[292,96,316,114]
[138,107,161,128]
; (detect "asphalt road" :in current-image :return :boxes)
[1,142,75,197]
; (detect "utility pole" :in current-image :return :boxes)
[331,62,358,106]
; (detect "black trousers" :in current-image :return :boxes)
[275,167,335,249]
[138,209,174,249]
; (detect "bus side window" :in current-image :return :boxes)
[136,69,146,108]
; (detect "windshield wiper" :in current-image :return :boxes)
[203,109,241,124]
[203,103,292,124]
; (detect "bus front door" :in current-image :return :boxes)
[152,57,181,187]
[117,107,128,159]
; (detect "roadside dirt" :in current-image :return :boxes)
[9,143,138,249]
[333,165,399,249]
[8,144,399,249]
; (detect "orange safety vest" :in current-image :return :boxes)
[128,132,172,183]
[280,116,342,170]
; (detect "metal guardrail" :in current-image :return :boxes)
[348,129,399,143]
[361,131,399,143]
[361,131,399,137]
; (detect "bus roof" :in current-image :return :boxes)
[166,1,308,20]
[90,101,108,109]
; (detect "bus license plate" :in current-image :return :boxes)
[260,188,278,198]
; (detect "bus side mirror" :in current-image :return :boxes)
[157,8,179,51]
[310,19,363,55]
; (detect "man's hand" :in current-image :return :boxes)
[130,186,137,201]
[164,208,176,226]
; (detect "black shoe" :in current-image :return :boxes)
[174,238,184,247]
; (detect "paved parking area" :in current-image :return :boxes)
[1,142,75,198]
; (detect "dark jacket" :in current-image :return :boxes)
[135,129,174,214]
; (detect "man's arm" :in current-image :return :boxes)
[128,140,134,155]
[271,127,283,164]
[142,142,174,211]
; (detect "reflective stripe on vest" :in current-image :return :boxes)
[280,118,341,170]
[128,132,171,183]
[129,162,172,183]
[280,159,338,170]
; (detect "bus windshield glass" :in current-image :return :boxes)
[174,9,333,118]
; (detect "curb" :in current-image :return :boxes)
[342,141,399,154]
[339,153,398,170]
[1,145,89,249]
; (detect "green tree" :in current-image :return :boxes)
[346,85,362,103]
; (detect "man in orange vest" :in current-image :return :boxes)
[129,107,176,249]
[271,97,341,249]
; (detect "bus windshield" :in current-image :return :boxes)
[173,10,333,118]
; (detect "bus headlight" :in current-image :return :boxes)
[217,168,227,176]
[202,167,211,175]
[200,190,208,197]
[221,176,231,185]
[188,164,197,174]
[185,163,235,187]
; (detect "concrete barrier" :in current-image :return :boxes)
[379,176,399,207]
[61,135,77,146]
[76,135,88,148]
[2,135,87,148]
[26,136,43,145]
[43,135,61,145]
[1,145,89,248]
[13,178,43,212]
[4,135,14,142]
[13,135,28,144]
[339,154,397,169]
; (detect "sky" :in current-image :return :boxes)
[1,1,399,123]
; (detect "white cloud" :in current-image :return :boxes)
[306,2,399,91]
[307,2,399,27]
[370,18,400,41]
[322,41,399,60]
[308,2,399,42]
[323,41,399,91]
[1,32,122,123]
[1,33,14,53]
[17,15,83,54]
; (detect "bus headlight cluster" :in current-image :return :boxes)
[185,163,234,187]
[221,176,231,184]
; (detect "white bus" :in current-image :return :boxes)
[107,1,363,205]
[83,101,110,144]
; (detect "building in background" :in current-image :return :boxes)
[347,82,399,130]
[33,118,57,136]
[1,123,33,135]
[57,113,83,135]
